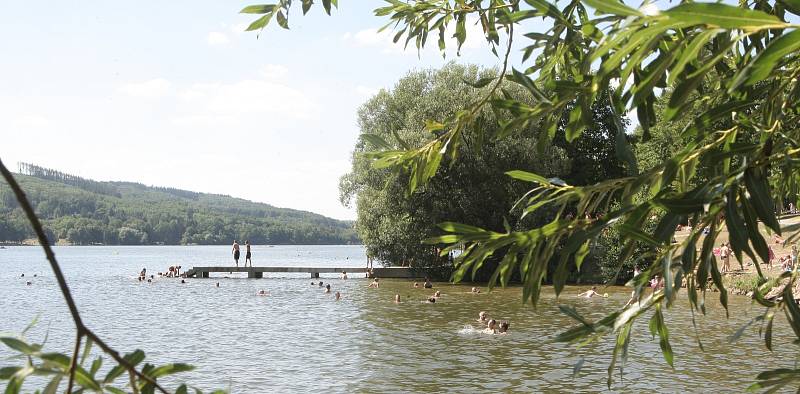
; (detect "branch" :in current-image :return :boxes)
[0,158,169,394]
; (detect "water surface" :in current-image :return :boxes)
[0,246,795,392]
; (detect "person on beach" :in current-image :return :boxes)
[768,245,775,269]
[423,277,433,289]
[497,321,510,334]
[719,242,731,273]
[245,240,252,267]
[484,319,497,334]
[232,240,240,267]
[578,286,601,298]
[394,294,401,303]
[478,311,488,323]
[325,284,331,293]
[341,271,348,280]
[368,278,380,288]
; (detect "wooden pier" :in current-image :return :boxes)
[184,266,419,279]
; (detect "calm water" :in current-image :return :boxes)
[0,245,796,393]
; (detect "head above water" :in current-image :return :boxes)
[499,321,509,332]
[395,294,400,302]
[428,297,436,303]
[326,284,331,289]
[479,311,487,319]
[319,281,323,286]
[487,319,497,329]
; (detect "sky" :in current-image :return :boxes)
[0,1,506,220]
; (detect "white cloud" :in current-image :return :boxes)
[260,64,289,80]
[207,31,230,46]
[342,17,487,55]
[230,22,249,35]
[117,78,172,99]
[355,85,379,98]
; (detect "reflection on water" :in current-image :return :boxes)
[0,246,795,392]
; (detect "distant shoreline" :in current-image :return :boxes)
[0,241,364,247]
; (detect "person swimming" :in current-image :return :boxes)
[216,282,220,287]
[318,281,324,287]
[325,284,331,293]
[394,294,401,303]
[423,277,433,288]
[335,291,341,301]
[477,311,488,323]
[257,289,269,296]
[413,282,419,288]
[26,281,32,286]
[180,279,186,284]
[470,287,481,294]
[311,282,316,286]
[368,278,380,288]
[427,296,436,303]
[341,271,348,280]
[484,319,497,334]
[433,290,441,298]
[497,321,509,334]
[578,286,601,298]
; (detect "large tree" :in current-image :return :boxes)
[340,63,571,271]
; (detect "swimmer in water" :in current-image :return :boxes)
[497,321,509,334]
[484,319,497,334]
[427,296,436,303]
[433,290,441,298]
[477,311,488,323]
[394,294,401,303]
[423,277,433,289]
[341,271,348,280]
[413,282,419,288]
[26,281,32,286]
[216,282,220,287]
[318,281,324,287]
[257,289,268,296]
[311,282,316,286]
[180,279,186,284]
[368,278,380,288]
[578,286,601,298]
[325,284,331,293]
[335,291,341,301]
[470,287,481,294]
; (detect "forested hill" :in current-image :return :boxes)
[0,164,358,245]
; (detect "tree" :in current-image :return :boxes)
[340,63,572,272]
[245,0,800,389]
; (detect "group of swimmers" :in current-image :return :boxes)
[310,281,342,301]
[159,265,183,278]
[477,311,510,334]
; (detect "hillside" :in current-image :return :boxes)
[0,163,359,245]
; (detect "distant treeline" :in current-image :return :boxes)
[2,163,359,245]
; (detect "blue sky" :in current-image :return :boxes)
[0,1,506,220]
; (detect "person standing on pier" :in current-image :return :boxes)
[245,240,252,267]
[232,240,240,267]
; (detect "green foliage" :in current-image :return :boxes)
[246,0,800,389]
[0,165,358,245]
[0,330,225,394]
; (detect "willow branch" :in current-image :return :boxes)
[66,332,82,393]
[0,158,169,394]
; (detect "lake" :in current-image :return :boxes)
[0,245,794,392]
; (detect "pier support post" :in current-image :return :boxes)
[248,271,263,279]
[200,271,209,278]
[311,272,319,278]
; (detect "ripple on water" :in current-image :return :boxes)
[0,246,796,393]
